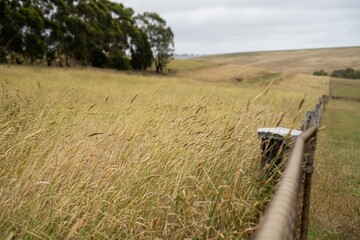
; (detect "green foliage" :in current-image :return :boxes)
[314,67,360,79]
[90,48,107,68]
[136,12,174,73]
[0,0,173,71]
[313,69,328,76]
[130,29,153,70]
[108,48,130,70]
[330,67,360,79]
[0,47,6,63]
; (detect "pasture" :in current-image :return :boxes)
[310,98,360,239]
[1,47,357,239]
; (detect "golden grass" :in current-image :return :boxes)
[0,64,327,239]
[167,59,217,72]
[177,64,274,84]
[200,47,360,74]
[331,78,360,100]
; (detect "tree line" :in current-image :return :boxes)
[313,67,360,80]
[0,0,174,72]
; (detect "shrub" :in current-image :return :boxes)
[313,70,328,76]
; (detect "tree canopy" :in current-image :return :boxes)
[0,0,174,72]
[136,12,174,73]
[313,67,360,80]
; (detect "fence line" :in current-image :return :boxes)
[254,95,327,240]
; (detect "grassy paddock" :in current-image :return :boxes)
[0,65,326,239]
[310,99,360,239]
[167,59,217,72]
[331,78,360,100]
[200,47,360,74]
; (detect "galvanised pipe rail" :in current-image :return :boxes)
[254,124,318,240]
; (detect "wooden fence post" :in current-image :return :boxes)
[257,127,302,175]
[300,130,317,240]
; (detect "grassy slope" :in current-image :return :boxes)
[195,47,360,239]
[310,99,360,239]
[0,65,326,239]
[199,47,360,74]
[331,78,360,100]
[0,45,357,238]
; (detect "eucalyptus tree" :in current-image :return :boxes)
[136,12,174,73]
[20,2,46,64]
[0,0,174,71]
[130,28,153,71]
[0,0,26,63]
[43,0,72,66]
[0,0,49,64]
[75,0,136,69]
[105,1,137,70]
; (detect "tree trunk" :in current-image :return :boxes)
[155,62,163,73]
[58,51,63,67]
[56,47,63,67]
[10,52,15,64]
[15,53,23,65]
[65,54,70,67]
[156,64,160,73]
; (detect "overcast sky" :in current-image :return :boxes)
[116,0,360,55]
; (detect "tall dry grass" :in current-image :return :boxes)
[0,65,326,239]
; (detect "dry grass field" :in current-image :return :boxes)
[330,78,360,101]
[0,46,358,239]
[200,47,360,74]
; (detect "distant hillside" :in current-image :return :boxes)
[174,53,204,59]
[198,47,360,74]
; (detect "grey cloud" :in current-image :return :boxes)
[116,0,360,54]
[119,0,360,13]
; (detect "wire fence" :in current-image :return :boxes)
[254,95,328,240]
